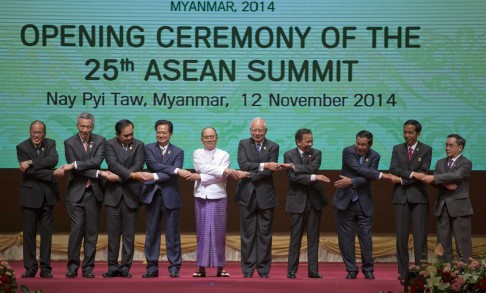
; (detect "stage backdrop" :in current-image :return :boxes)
[1,0,485,171]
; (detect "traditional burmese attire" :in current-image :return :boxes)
[193,147,230,267]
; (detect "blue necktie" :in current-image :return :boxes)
[447,159,453,171]
[352,156,365,202]
[256,144,261,154]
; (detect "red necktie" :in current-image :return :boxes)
[408,147,413,161]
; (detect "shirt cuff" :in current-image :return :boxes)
[310,174,316,181]
[258,163,264,172]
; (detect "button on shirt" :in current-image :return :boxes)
[193,148,230,200]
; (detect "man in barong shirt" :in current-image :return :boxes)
[186,127,245,277]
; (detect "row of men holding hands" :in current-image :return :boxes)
[17,113,472,281]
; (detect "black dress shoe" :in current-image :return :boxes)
[308,272,323,279]
[21,270,36,278]
[82,271,95,278]
[259,274,269,278]
[40,271,53,278]
[169,271,179,278]
[287,272,296,279]
[65,270,78,278]
[119,270,132,278]
[345,271,358,279]
[142,271,158,278]
[364,272,375,280]
[243,273,253,278]
[102,270,119,278]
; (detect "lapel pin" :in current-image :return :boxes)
[418,158,422,162]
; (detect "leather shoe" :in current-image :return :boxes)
[287,272,296,279]
[259,274,269,278]
[364,272,375,280]
[82,271,95,278]
[243,273,253,278]
[142,271,158,278]
[21,270,36,278]
[169,271,179,278]
[346,271,358,279]
[102,270,119,278]
[40,271,53,278]
[65,270,78,278]
[119,270,132,278]
[308,272,323,279]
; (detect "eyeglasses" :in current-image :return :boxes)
[203,135,216,141]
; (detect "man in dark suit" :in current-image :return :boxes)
[284,128,330,279]
[102,119,146,278]
[333,130,398,280]
[421,134,473,263]
[139,120,191,278]
[16,120,59,278]
[54,112,106,278]
[389,120,432,280]
[235,117,280,278]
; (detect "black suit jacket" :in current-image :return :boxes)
[332,145,381,217]
[389,141,432,204]
[64,133,106,202]
[103,137,145,209]
[433,155,473,217]
[284,147,327,213]
[235,138,279,209]
[16,138,59,208]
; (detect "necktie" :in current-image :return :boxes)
[123,145,128,151]
[302,153,308,164]
[161,147,166,157]
[447,159,454,171]
[352,156,365,202]
[83,141,90,187]
[36,148,40,156]
[256,144,261,154]
[408,147,413,161]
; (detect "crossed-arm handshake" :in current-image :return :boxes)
[412,172,457,191]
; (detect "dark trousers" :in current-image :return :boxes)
[144,191,182,274]
[22,200,54,272]
[106,197,138,272]
[336,200,374,273]
[66,188,101,273]
[394,202,428,277]
[239,192,275,276]
[287,198,322,273]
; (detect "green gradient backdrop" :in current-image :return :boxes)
[1,0,485,170]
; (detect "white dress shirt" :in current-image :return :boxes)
[193,147,230,199]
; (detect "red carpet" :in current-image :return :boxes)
[11,261,405,293]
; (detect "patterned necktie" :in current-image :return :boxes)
[161,147,166,157]
[447,159,454,171]
[408,147,413,161]
[256,144,261,154]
